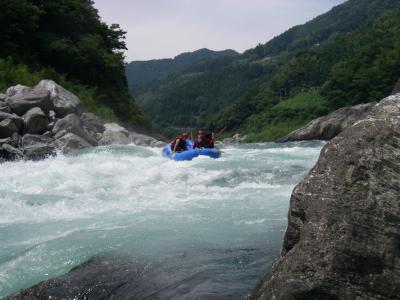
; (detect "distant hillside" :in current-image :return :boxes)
[244,0,400,59]
[125,48,239,96]
[0,0,148,129]
[125,0,400,139]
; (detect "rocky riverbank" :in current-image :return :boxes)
[252,93,400,299]
[276,102,376,143]
[0,80,163,162]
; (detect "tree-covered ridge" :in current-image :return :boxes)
[126,0,400,140]
[244,0,400,59]
[0,0,148,128]
[211,5,400,138]
[125,48,239,96]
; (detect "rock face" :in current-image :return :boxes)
[0,112,23,131]
[277,102,376,142]
[7,254,180,300]
[252,94,400,299]
[222,133,248,144]
[6,89,52,115]
[99,122,131,145]
[6,84,32,97]
[23,107,48,134]
[0,119,19,138]
[35,80,82,117]
[52,113,98,146]
[99,122,165,147]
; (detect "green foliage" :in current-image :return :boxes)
[0,58,117,122]
[125,48,239,96]
[242,91,329,142]
[245,122,306,142]
[243,0,400,59]
[322,8,400,108]
[0,0,148,129]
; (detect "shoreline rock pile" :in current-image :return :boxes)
[276,102,376,142]
[0,80,163,162]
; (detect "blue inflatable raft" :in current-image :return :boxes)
[162,141,221,161]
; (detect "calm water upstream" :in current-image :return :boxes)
[0,141,323,298]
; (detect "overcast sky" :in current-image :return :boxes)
[93,0,346,62]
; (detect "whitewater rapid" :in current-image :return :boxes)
[0,142,323,298]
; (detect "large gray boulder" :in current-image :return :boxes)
[21,134,55,160]
[277,102,376,142]
[0,133,21,148]
[99,123,163,147]
[23,107,48,134]
[6,254,177,300]
[99,123,131,145]
[252,94,400,299]
[21,134,53,148]
[0,143,23,161]
[53,132,92,153]
[35,80,82,118]
[80,112,105,141]
[131,132,165,147]
[0,119,19,138]
[0,104,12,113]
[6,89,52,115]
[222,133,247,144]
[6,84,32,97]
[52,113,97,146]
[0,111,23,131]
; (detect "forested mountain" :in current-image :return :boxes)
[243,0,400,59]
[125,48,238,96]
[0,0,148,128]
[126,0,400,139]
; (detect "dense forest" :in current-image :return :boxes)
[0,0,148,128]
[126,48,239,97]
[127,0,400,140]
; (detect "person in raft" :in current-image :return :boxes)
[171,133,189,152]
[193,130,214,149]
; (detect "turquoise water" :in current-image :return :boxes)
[0,142,323,298]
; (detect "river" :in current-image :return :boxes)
[0,141,323,299]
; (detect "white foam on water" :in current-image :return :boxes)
[0,142,323,297]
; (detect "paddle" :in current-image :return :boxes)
[213,125,228,142]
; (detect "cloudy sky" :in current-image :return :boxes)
[93,0,346,62]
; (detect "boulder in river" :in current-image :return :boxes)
[0,118,19,138]
[21,134,55,159]
[53,132,92,153]
[35,80,82,118]
[276,102,376,142]
[0,143,23,161]
[23,107,48,134]
[21,134,53,148]
[7,254,174,300]
[6,84,32,97]
[99,122,131,145]
[52,113,97,146]
[80,112,105,141]
[131,131,166,147]
[0,93,7,102]
[0,112,23,131]
[252,94,400,299]
[6,89,52,115]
